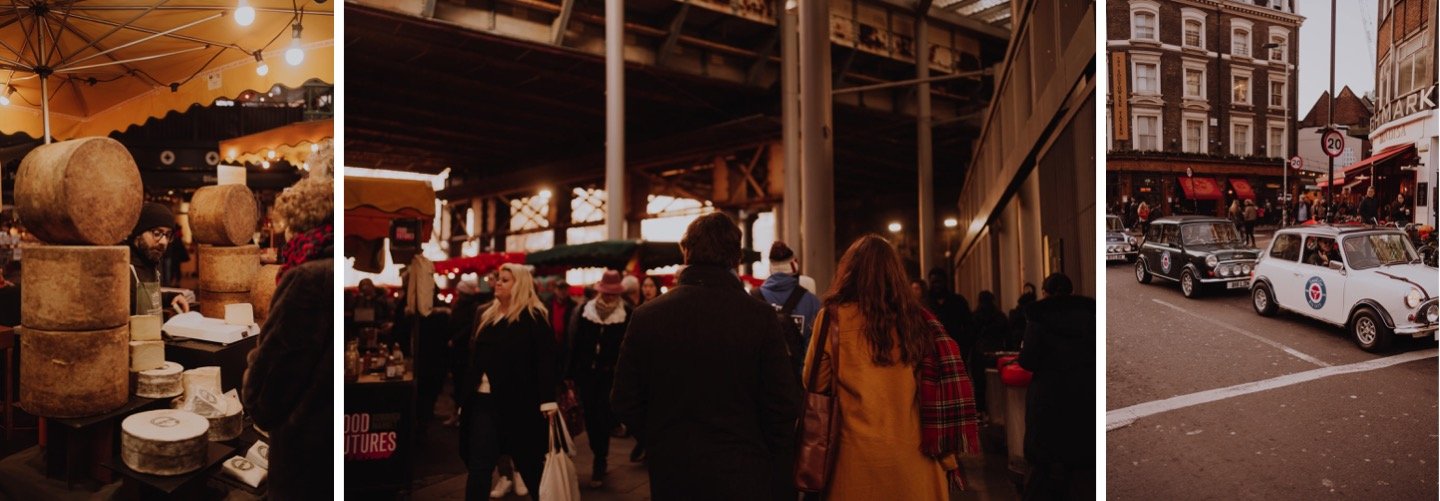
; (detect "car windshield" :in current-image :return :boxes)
[1341,233,1418,270]
[1107,216,1123,232]
[1181,222,1242,246]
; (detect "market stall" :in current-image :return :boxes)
[0,2,333,498]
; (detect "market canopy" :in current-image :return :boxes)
[343,176,436,242]
[0,0,334,141]
[526,240,762,273]
[1341,143,1417,176]
[220,117,331,165]
[1228,178,1255,200]
[1177,177,1223,201]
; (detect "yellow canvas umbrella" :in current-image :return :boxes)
[0,0,333,142]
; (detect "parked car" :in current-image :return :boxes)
[1106,215,1138,264]
[1250,225,1437,352]
[1134,216,1261,298]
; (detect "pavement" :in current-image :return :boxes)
[407,384,1024,500]
[1104,260,1438,500]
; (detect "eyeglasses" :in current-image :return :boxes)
[147,229,174,242]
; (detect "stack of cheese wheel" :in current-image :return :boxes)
[121,409,209,475]
[250,264,282,324]
[191,184,260,321]
[16,138,142,418]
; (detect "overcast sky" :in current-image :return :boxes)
[1296,0,1379,116]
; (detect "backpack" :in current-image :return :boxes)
[752,286,808,376]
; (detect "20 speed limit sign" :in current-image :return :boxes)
[1321,129,1345,158]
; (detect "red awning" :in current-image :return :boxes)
[1178,177,1223,200]
[1341,143,1417,176]
[1229,178,1256,200]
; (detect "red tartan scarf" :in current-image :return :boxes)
[279,223,333,280]
[918,308,982,490]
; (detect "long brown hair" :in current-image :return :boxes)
[823,234,932,366]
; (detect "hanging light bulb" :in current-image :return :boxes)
[235,0,256,26]
[261,160,271,169]
[0,86,11,106]
[284,23,304,66]
[253,51,268,76]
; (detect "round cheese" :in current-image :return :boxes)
[19,325,128,418]
[21,245,129,331]
[137,362,184,399]
[120,409,209,476]
[250,264,282,324]
[15,137,143,245]
[189,185,257,246]
[197,245,259,293]
[197,291,251,320]
[205,407,244,442]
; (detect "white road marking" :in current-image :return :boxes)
[1107,349,1437,431]
[1152,298,1332,367]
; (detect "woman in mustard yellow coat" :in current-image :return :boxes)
[803,235,951,501]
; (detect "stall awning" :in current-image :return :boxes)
[1229,178,1256,200]
[344,177,436,242]
[1178,177,1223,200]
[1341,144,1417,176]
[220,119,334,166]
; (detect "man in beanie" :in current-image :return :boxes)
[753,241,820,370]
[128,202,189,316]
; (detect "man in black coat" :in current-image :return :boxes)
[1359,187,1379,224]
[1017,273,1095,501]
[612,212,802,500]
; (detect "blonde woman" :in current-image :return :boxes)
[457,263,559,500]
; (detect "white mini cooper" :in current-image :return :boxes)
[1250,225,1438,352]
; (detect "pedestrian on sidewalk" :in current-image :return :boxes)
[754,241,822,374]
[971,291,1007,414]
[1359,187,1379,224]
[1243,200,1258,246]
[1018,273,1095,500]
[802,234,980,500]
[457,263,558,501]
[568,270,632,488]
[611,212,802,500]
[1137,201,1151,233]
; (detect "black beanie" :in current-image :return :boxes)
[769,241,795,262]
[132,202,175,238]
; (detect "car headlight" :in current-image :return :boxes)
[1405,288,1423,308]
[1206,255,1218,268]
[1428,304,1438,323]
[1241,263,1253,274]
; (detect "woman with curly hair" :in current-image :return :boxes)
[242,174,334,500]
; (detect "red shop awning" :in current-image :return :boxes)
[1341,143,1417,176]
[1178,176,1223,200]
[1229,178,1256,200]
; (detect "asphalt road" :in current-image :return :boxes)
[1105,259,1438,500]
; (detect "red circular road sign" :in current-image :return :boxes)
[1321,129,1345,158]
[1290,156,1303,170]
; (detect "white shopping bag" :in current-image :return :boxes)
[538,413,580,501]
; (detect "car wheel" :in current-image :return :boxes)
[1180,270,1200,298]
[1252,283,1277,316]
[1135,259,1152,284]
[1350,308,1393,353]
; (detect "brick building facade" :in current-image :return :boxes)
[1105,0,1303,219]
[1366,0,1437,227]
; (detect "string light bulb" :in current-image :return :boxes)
[284,23,304,66]
[0,86,12,106]
[235,0,255,26]
[253,51,268,76]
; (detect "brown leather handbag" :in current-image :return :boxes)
[794,307,839,492]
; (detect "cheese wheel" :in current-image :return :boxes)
[197,291,251,320]
[205,407,244,441]
[21,245,129,331]
[130,314,162,341]
[198,245,259,293]
[137,362,184,399]
[15,137,143,245]
[182,366,222,398]
[129,340,165,372]
[19,325,128,418]
[189,185,257,246]
[251,265,281,323]
[120,409,209,476]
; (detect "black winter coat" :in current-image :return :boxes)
[611,265,802,500]
[456,307,558,463]
[1017,294,1096,467]
[242,256,332,501]
[567,301,632,382]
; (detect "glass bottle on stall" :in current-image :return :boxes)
[390,343,405,379]
[345,340,360,382]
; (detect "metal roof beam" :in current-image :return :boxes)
[872,0,1007,40]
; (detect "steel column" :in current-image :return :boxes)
[605,0,626,239]
[916,12,934,277]
[782,0,800,251]
[800,0,833,291]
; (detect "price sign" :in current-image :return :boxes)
[1321,129,1345,158]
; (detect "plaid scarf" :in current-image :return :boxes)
[918,308,981,490]
[279,223,333,280]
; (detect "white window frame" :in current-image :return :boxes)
[1180,8,1207,49]
[1182,112,1208,154]
[1231,117,1253,156]
[1268,75,1286,109]
[1130,0,1161,42]
[1132,109,1163,151]
[1266,121,1287,158]
[1131,53,1162,96]
[1232,67,1253,105]
[1231,19,1254,58]
[1182,60,1207,99]
[1267,27,1290,62]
